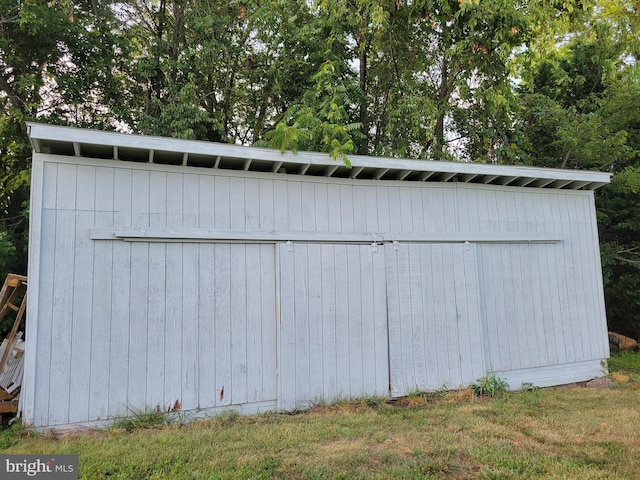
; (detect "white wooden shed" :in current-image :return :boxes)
[23,123,611,428]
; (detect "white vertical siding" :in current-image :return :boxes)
[26,155,609,427]
[278,243,389,410]
[386,243,485,395]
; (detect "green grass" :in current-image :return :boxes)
[1,378,639,479]
[608,350,640,380]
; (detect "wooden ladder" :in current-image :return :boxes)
[0,274,27,414]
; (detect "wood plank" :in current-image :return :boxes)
[292,244,310,404]
[277,243,296,410]
[91,168,115,416]
[108,168,133,417]
[181,242,200,411]
[333,244,350,398]
[198,175,215,228]
[214,244,232,406]
[146,243,166,407]
[245,245,263,402]
[230,244,248,405]
[306,244,324,401]
[127,242,149,413]
[320,244,338,401]
[259,179,275,231]
[260,245,277,401]
[48,209,76,425]
[197,244,217,408]
[245,178,260,231]
[346,245,364,397]
[214,176,230,229]
[68,210,94,423]
[339,185,355,233]
[229,177,245,231]
[164,242,183,409]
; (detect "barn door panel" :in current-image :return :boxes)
[386,243,485,396]
[278,243,389,411]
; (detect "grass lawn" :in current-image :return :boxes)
[1,353,639,479]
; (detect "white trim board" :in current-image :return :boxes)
[89,228,563,244]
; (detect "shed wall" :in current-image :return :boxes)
[24,154,608,427]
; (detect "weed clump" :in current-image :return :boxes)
[469,372,509,397]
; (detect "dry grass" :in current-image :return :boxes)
[1,356,639,479]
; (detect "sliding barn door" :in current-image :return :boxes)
[277,243,389,411]
[385,243,486,396]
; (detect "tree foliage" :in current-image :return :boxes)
[1,0,639,336]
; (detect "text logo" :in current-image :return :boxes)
[0,455,77,479]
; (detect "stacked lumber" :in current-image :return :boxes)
[0,332,24,412]
[0,274,27,414]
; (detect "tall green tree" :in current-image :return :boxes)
[516,2,640,339]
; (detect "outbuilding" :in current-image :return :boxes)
[23,123,611,429]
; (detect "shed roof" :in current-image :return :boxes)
[27,123,611,190]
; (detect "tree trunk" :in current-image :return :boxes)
[359,37,369,155]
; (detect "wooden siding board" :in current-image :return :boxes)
[41,162,58,210]
[306,244,324,401]
[408,245,426,388]
[182,174,199,229]
[109,169,133,417]
[410,188,425,233]
[339,185,355,233]
[301,183,316,232]
[197,244,217,408]
[198,175,215,229]
[181,176,200,409]
[48,209,76,425]
[75,165,96,211]
[68,210,93,423]
[68,209,95,422]
[259,179,275,231]
[214,176,231,230]
[273,179,288,231]
[214,244,232,406]
[230,245,248,405]
[586,193,610,358]
[89,167,114,421]
[245,244,263,403]
[23,156,45,424]
[128,242,149,412]
[375,186,390,232]
[352,185,367,233]
[442,244,463,385]
[34,209,56,424]
[109,240,132,417]
[347,245,364,397]
[181,243,199,410]
[326,184,341,232]
[528,245,551,367]
[164,243,183,409]
[385,245,403,396]
[260,245,277,401]
[230,177,245,231]
[164,173,184,408]
[146,243,166,407]
[293,244,310,403]
[387,186,402,233]
[320,244,338,400]
[277,243,296,410]
[131,169,150,229]
[287,181,303,232]
[245,178,260,231]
